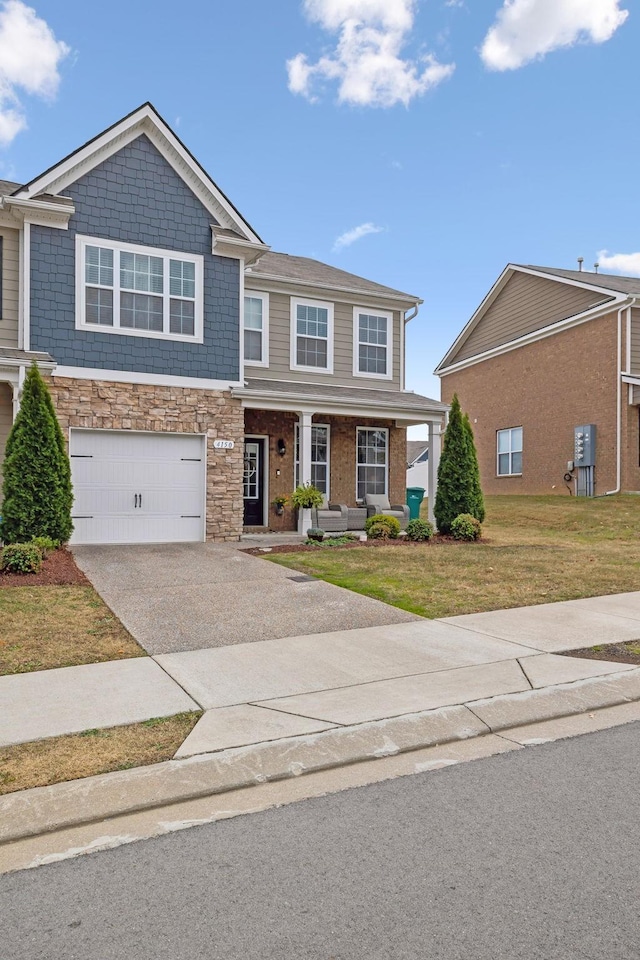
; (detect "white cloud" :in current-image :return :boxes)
[481,0,628,71]
[288,0,455,107]
[333,222,384,251]
[597,250,640,277]
[0,1,70,147]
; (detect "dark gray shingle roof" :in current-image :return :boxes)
[0,179,21,196]
[524,265,640,297]
[0,347,54,363]
[241,378,446,414]
[407,439,429,465]
[247,252,420,303]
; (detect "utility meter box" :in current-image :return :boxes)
[574,424,596,467]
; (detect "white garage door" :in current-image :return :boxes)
[69,430,206,545]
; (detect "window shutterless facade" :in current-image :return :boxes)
[295,424,330,496]
[353,308,392,379]
[244,292,269,366]
[356,427,388,500]
[497,427,523,476]
[76,236,204,342]
[290,297,334,373]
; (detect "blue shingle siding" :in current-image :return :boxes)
[30,134,240,381]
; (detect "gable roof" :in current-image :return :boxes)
[247,252,421,305]
[10,103,264,246]
[436,263,633,375]
[407,439,429,466]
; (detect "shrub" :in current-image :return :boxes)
[31,536,60,558]
[434,394,484,534]
[306,527,325,542]
[1,542,43,574]
[365,514,401,539]
[290,483,324,510]
[405,518,434,542]
[451,513,482,541]
[1,364,73,544]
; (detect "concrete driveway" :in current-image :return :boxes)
[72,542,420,655]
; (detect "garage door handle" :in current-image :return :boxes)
[139,493,142,508]
[134,494,138,508]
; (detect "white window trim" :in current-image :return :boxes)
[243,290,269,367]
[355,426,389,503]
[352,307,393,381]
[496,426,523,477]
[294,422,331,499]
[75,235,204,344]
[290,297,334,375]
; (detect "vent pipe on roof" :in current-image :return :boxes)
[594,262,599,273]
[577,257,584,271]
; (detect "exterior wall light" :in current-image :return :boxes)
[277,439,286,457]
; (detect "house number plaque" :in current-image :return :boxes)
[213,440,235,449]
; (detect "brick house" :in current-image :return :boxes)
[0,103,447,544]
[436,263,640,497]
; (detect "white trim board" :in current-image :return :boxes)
[53,366,242,391]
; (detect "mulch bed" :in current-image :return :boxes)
[561,642,640,667]
[0,548,89,587]
[243,535,470,556]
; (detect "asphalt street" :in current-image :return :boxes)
[3,721,640,959]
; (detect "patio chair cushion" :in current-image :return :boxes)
[364,494,410,529]
[312,502,349,532]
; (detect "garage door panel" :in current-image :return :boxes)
[69,430,206,545]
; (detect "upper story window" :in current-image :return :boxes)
[76,236,204,343]
[290,298,334,374]
[497,427,522,476]
[244,292,269,366]
[353,309,392,379]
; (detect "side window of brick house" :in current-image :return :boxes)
[497,427,522,476]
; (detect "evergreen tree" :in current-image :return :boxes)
[434,394,483,534]
[1,365,73,543]
[463,412,485,523]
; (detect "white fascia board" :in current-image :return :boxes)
[53,366,242,390]
[621,374,640,385]
[435,263,623,374]
[437,296,630,377]
[13,105,262,244]
[232,390,446,422]
[0,356,55,372]
[246,271,422,308]
[2,196,74,229]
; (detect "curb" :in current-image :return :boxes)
[2,668,640,847]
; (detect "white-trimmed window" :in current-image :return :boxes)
[76,236,204,342]
[356,427,388,501]
[497,427,523,476]
[290,298,334,373]
[295,424,330,497]
[353,309,392,379]
[244,292,269,366]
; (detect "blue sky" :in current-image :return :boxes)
[0,0,637,427]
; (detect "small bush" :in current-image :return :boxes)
[405,518,434,542]
[31,535,60,558]
[306,527,325,543]
[451,513,482,541]
[365,514,401,539]
[1,542,43,574]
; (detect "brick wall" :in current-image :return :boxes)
[30,135,240,381]
[440,312,619,495]
[244,409,406,530]
[47,377,245,541]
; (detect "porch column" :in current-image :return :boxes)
[297,410,313,534]
[426,421,443,526]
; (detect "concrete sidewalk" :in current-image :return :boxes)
[2,593,640,752]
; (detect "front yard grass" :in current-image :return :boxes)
[0,586,144,675]
[0,712,201,796]
[267,495,640,618]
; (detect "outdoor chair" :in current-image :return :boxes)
[364,494,410,529]
[311,500,349,533]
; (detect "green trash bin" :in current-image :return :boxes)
[406,486,425,520]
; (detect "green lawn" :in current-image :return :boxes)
[267,495,640,618]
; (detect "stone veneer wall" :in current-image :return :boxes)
[46,377,245,541]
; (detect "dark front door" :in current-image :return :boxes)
[243,439,265,526]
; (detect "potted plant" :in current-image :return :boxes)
[290,483,324,535]
[272,495,288,517]
[306,527,325,543]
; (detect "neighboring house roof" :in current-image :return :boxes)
[234,378,447,423]
[0,180,21,196]
[247,252,421,305]
[407,440,429,467]
[435,263,636,375]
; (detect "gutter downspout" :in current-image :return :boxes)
[603,298,638,496]
[402,304,419,392]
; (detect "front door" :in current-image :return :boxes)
[243,439,265,526]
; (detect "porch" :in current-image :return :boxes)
[232,378,448,535]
